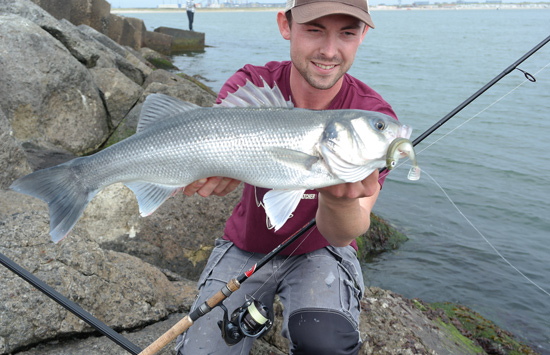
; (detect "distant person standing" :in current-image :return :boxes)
[186,0,195,31]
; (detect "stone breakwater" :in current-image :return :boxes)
[29,0,204,55]
[0,0,538,354]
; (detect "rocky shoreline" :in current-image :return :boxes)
[0,0,539,354]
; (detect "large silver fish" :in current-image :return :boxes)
[10,80,417,242]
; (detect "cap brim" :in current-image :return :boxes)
[291,2,375,29]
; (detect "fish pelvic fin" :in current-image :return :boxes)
[138,94,201,133]
[124,181,182,217]
[263,189,306,231]
[9,159,97,243]
[216,78,294,109]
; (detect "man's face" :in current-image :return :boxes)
[285,14,367,90]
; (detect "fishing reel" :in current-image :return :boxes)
[217,297,273,346]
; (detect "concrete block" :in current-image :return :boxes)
[154,26,205,52]
[143,30,172,55]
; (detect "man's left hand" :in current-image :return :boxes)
[317,169,380,201]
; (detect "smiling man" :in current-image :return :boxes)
[176,0,398,354]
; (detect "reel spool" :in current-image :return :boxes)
[218,297,273,346]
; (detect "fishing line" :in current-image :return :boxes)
[382,61,550,297]
[386,60,549,174]
[410,166,550,298]
[415,61,550,158]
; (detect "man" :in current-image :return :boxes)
[176,0,397,353]
[186,0,195,31]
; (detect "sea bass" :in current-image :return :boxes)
[10,80,417,242]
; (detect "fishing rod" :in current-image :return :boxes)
[138,34,550,355]
[2,34,548,355]
[138,219,316,355]
[0,251,143,355]
[411,34,549,147]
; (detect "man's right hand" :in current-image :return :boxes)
[183,177,241,197]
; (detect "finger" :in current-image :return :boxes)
[226,179,242,193]
[183,178,208,196]
[361,170,381,197]
[196,177,223,197]
[317,183,348,199]
[211,177,231,195]
[214,178,242,196]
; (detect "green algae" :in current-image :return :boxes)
[148,57,178,70]
[429,302,538,355]
[176,72,217,97]
[356,213,408,262]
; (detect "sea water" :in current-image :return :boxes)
[119,8,550,352]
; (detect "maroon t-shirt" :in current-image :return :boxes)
[217,61,397,255]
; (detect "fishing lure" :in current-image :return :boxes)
[386,137,421,181]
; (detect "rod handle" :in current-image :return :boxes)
[138,279,240,355]
[138,315,193,355]
[207,278,240,308]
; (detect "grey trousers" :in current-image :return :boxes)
[176,239,365,355]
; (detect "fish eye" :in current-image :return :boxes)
[374,120,386,131]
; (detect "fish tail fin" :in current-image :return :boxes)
[408,166,421,181]
[10,159,97,243]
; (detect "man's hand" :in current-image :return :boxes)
[316,170,381,247]
[183,177,241,197]
[317,169,380,200]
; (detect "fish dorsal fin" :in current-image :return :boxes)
[216,78,294,109]
[138,94,201,132]
[263,189,306,231]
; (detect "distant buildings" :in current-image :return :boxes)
[412,0,505,5]
[156,0,546,9]
[157,1,284,9]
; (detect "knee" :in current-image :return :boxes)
[288,309,361,355]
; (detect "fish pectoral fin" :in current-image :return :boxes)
[320,145,376,183]
[263,189,306,231]
[265,148,319,171]
[124,181,183,217]
[138,94,201,132]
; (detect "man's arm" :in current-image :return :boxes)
[315,170,380,247]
